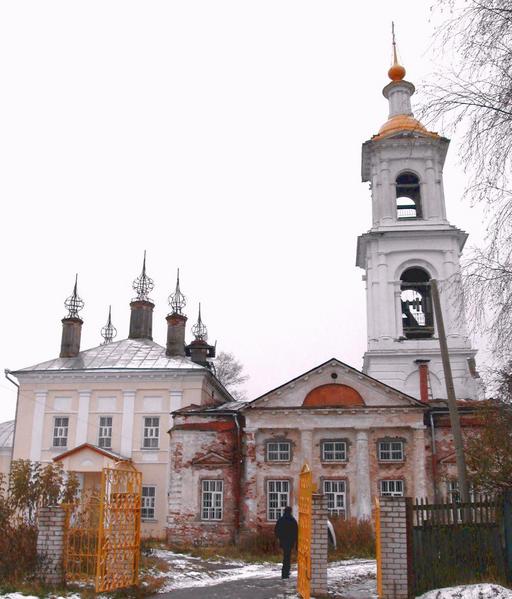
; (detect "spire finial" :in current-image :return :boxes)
[388,22,406,81]
[192,302,208,341]
[132,250,154,302]
[64,274,84,318]
[168,268,187,315]
[101,305,117,344]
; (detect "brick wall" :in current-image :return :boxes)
[311,493,328,598]
[378,496,412,599]
[37,506,66,586]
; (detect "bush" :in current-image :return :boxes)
[329,517,375,560]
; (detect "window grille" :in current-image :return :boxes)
[143,417,160,449]
[378,440,404,461]
[201,480,223,520]
[267,480,290,521]
[53,416,69,447]
[380,480,404,497]
[98,416,113,449]
[321,441,347,462]
[323,480,346,516]
[267,441,291,462]
[141,486,156,520]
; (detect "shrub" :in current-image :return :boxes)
[329,516,375,560]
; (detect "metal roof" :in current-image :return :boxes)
[0,420,14,448]
[14,338,206,373]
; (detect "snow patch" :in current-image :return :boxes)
[417,583,512,599]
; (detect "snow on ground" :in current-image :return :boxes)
[417,584,512,598]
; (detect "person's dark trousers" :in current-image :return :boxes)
[281,545,292,578]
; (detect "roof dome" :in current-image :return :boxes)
[388,63,406,81]
[375,114,430,139]
[0,420,14,448]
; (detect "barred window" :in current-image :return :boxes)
[201,480,223,521]
[53,417,69,447]
[98,416,112,449]
[141,486,156,520]
[267,480,290,521]
[378,440,404,462]
[380,480,404,497]
[143,417,160,449]
[323,480,346,517]
[321,441,347,462]
[266,441,291,462]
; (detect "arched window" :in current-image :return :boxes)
[400,267,433,338]
[396,172,422,219]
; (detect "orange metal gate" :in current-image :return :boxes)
[297,463,314,599]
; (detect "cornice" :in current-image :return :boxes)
[15,369,208,384]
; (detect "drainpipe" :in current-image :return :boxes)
[4,369,19,466]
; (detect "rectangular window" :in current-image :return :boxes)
[267,480,290,521]
[446,480,475,502]
[380,480,404,497]
[321,441,347,462]
[323,480,346,517]
[143,417,160,449]
[98,416,113,449]
[141,486,156,520]
[266,441,291,462]
[378,440,404,462]
[201,480,224,521]
[53,416,69,447]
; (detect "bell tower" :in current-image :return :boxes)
[356,33,481,401]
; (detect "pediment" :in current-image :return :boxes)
[246,358,424,411]
[191,451,232,467]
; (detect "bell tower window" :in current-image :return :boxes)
[396,172,422,219]
[400,267,433,339]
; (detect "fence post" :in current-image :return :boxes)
[311,493,328,598]
[37,505,66,586]
[503,489,512,584]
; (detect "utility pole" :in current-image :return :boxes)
[430,279,471,504]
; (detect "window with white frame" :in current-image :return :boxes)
[201,480,224,520]
[380,480,404,497]
[323,480,346,517]
[53,416,69,447]
[143,417,160,449]
[266,441,291,462]
[378,440,404,462]
[446,479,475,503]
[267,480,290,521]
[98,416,113,449]
[321,440,347,462]
[141,486,156,520]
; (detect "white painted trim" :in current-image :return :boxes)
[30,391,47,461]
[121,391,136,457]
[76,391,91,446]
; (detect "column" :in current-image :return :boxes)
[355,430,372,520]
[300,429,313,468]
[30,391,47,461]
[394,282,403,339]
[75,390,91,446]
[120,390,135,457]
[169,391,182,429]
[413,426,427,499]
[241,428,258,536]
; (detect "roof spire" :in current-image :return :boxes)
[101,305,117,345]
[168,268,187,315]
[64,274,84,318]
[192,303,208,341]
[132,250,154,302]
[388,22,406,81]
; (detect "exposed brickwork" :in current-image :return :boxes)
[311,494,328,597]
[37,506,65,586]
[378,497,411,599]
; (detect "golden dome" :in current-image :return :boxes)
[373,114,438,140]
[388,63,406,81]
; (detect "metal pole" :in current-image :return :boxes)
[430,279,471,503]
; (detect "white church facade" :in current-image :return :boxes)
[7,45,482,542]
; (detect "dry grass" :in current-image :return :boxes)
[328,517,376,561]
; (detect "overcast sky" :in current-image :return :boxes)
[0,1,487,422]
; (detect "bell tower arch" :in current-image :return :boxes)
[356,38,481,401]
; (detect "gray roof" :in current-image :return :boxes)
[14,338,206,373]
[0,420,14,448]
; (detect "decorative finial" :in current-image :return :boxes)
[101,305,117,345]
[132,250,154,302]
[64,274,84,318]
[388,22,406,81]
[192,303,208,341]
[168,268,187,315]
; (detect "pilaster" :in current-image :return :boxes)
[355,429,372,520]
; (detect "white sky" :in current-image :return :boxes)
[0,1,487,422]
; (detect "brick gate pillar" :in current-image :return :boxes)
[311,493,328,597]
[37,505,66,586]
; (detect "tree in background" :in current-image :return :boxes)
[424,1,512,365]
[214,351,250,401]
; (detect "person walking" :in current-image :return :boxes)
[274,506,298,579]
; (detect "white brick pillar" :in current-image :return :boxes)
[355,429,372,520]
[311,493,328,597]
[37,506,66,586]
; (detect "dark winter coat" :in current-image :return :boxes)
[274,511,298,549]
